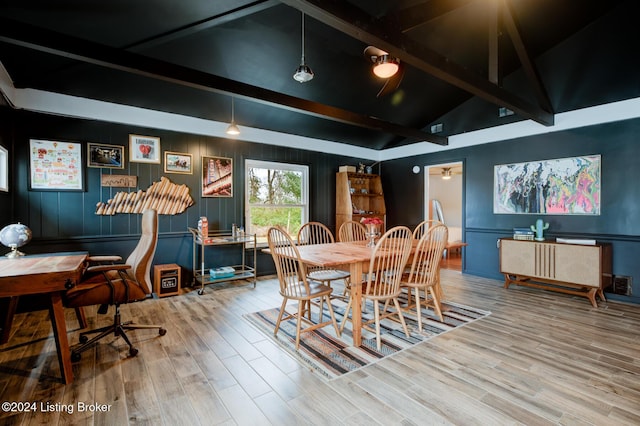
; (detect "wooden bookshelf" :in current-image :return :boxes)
[336,172,386,234]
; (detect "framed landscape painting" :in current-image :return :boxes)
[202,156,232,197]
[164,151,193,174]
[494,155,601,215]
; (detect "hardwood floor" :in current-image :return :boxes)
[440,250,462,271]
[1,270,640,425]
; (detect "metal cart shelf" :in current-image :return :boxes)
[188,228,257,295]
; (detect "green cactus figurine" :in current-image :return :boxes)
[531,218,549,241]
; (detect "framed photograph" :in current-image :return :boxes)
[88,143,124,169]
[0,145,7,192]
[129,134,161,164]
[202,156,232,197]
[164,151,193,174]
[494,154,601,215]
[29,139,84,191]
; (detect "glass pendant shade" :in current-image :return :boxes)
[293,13,313,83]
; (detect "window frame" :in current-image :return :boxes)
[244,159,309,246]
[0,145,8,192]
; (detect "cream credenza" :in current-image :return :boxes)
[499,238,612,307]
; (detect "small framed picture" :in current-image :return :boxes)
[0,145,8,192]
[202,156,233,197]
[129,134,161,164]
[87,143,124,169]
[164,151,193,174]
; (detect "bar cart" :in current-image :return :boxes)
[188,228,257,295]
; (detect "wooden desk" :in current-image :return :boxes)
[0,254,86,384]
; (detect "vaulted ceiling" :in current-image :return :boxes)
[0,1,638,151]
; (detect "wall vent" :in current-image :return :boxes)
[610,275,632,296]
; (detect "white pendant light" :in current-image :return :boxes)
[293,13,314,83]
[226,97,240,135]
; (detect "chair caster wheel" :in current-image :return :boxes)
[129,347,139,357]
[79,335,89,343]
[71,352,81,362]
[159,328,167,336]
[198,289,204,295]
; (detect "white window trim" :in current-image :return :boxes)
[245,159,309,245]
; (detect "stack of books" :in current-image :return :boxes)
[513,227,535,240]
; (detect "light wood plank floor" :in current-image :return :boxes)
[1,270,640,425]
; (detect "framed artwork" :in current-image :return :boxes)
[29,139,84,191]
[129,134,161,164]
[0,145,7,192]
[202,156,232,197]
[88,143,124,169]
[494,154,601,215]
[164,151,193,174]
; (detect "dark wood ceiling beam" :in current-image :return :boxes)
[488,0,501,85]
[397,0,476,33]
[0,17,447,146]
[500,0,553,113]
[280,0,554,127]
[126,0,280,51]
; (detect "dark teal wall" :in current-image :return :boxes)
[2,109,367,280]
[383,118,640,304]
[5,107,640,305]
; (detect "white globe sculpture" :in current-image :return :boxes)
[0,223,32,258]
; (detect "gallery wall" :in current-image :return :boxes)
[383,117,640,304]
[1,108,366,280]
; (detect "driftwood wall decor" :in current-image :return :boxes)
[96,176,194,215]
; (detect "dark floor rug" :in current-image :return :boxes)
[244,296,490,380]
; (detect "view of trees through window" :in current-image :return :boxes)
[245,160,308,242]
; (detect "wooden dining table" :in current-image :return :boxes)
[266,238,449,347]
[291,241,377,346]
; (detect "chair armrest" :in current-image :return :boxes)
[85,264,131,274]
[87,255,123,263]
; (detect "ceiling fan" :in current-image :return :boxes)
[440,167,463,180]
[363,46,405,98]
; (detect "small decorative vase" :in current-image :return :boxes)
[365,224,380,247]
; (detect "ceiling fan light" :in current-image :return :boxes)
[373,55,399,78]
[293,63,314,83]
[441,168,452,180]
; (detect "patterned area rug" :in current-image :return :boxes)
[244,297,490,380]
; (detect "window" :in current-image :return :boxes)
[245,159,308,244]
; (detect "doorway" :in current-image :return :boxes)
[424,162,464,271]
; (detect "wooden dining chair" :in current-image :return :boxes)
[412,219,443,240]
[338,220,367,242]
[267,226,341,349]
[400,223,448,330]
[340,225,413,350]
[336,220,368,300]
[297,222,351,299]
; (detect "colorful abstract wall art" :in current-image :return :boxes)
[494,155,601,215]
